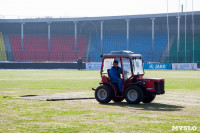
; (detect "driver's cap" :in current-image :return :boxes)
[113,60,118,64]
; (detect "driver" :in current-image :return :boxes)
[109,60,123,93]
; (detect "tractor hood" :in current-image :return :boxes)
[137,77,165,94]
[137,77,164,82]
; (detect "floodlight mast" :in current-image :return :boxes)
[192,0,194,63]
[177,0,181,63]
[166,0,170,62]
[185,0,187,63]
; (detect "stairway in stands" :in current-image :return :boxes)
[3,33,13,61]
[0,32,7,61]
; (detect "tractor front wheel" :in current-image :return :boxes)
[95,85,113,104]
[125,85,144,104]
[142,95,156,103]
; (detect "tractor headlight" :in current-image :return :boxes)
[137,81,146,87]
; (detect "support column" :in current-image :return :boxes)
[47,22,51,50]
[100,21,104,53]
[74,21,78,51]
[126,19,130,50]
[177,16,180,63]
[20,23,25,50]
[151,18,155,62]
[185,12,187,63]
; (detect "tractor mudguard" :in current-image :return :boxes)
[124,83,146,95]
[124,83,137,90]
[99,82,117,96]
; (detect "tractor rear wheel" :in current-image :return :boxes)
[112,97,124,102]
[142,95,156,103]
[95,85,113,103]
[125,85,144,104]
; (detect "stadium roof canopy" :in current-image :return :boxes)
[0,11,200,23]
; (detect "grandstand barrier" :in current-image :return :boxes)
[0,62,198,69]
[86,62,101,70]
[0,62,85,69]
[172,63,197,70]
[144,63,171,70]
[85,62,172,70]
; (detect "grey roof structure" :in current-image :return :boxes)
[0,11,200,23]
[103,51,142,58]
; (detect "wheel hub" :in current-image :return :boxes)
[97,88,107,100]
[127,89,138,101]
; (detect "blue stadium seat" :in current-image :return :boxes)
[90,34,168,63]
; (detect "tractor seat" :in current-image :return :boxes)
[107,69,111,79]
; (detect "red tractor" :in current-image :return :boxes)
[94,51,165,104]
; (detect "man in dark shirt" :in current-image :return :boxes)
[109,60,123,93]
[77,57,83,70]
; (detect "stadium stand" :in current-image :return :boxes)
[168,34,200,63]
[0,32,7,61]
[90,34,168,62]
[0,12,199,67]
[9,35,87,62]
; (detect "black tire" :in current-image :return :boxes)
[112,97,124,102]
[142,95,156,103]
[125,85,144,104]
[95,85,114,103]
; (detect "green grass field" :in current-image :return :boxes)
[0,70,200,133]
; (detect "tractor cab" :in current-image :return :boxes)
[94,50,165,104]
[101,51,144,82]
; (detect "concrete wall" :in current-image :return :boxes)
[0,63,86,69]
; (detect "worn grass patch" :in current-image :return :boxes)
[0,70,200,132]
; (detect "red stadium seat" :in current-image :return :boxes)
[10,35,87,62]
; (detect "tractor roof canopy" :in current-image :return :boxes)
[103,51,142,59]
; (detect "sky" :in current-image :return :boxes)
[0,0,200,19]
